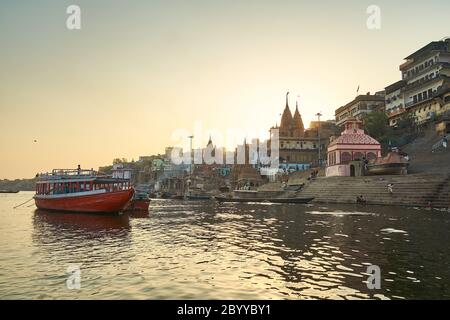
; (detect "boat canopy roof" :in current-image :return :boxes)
[36,168,130,184]
[94,178,130,184]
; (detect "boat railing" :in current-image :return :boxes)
[37,168,108,180]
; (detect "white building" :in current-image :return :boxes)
[112,164,132,180]
[335,92,385,127]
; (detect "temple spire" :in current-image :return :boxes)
[280,92,293,129]
[293,99,304,132]
[207,135,212,146]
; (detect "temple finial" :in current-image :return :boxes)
[286,91,290,107]
[207,135,212,146]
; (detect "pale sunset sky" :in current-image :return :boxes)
[0,0,449,179]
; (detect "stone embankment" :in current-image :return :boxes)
[298,174,450,208]
[296,125,450,208]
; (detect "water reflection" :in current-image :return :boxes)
[127,210,150,219]
[33,209,131,238]
[0,195,449,299]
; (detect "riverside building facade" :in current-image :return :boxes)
[335,92,385,127]
[388,38,450,126]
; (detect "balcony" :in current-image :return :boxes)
[403,61,439,80]
[405,94,435,109]
[387,107,406,118]
[404,74,442,93]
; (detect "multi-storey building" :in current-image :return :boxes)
[335,92,385,127]
[385,80,407,126]
[395,38,450,125]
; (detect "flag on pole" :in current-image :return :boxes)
[356,85,360,95]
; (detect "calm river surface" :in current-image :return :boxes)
[1,191,449,299]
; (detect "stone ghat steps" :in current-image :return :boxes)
[401,127,450,174]
[298,174,450,208]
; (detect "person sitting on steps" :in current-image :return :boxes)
[356,195,367,204]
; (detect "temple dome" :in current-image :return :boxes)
[329,119,380,147]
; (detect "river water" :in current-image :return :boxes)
[1,191,449,299]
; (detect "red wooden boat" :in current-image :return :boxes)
[34,168,134,214]
[123,192,151,212]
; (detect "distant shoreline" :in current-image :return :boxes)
[0,178,36,192]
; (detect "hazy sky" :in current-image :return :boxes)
[0,0,449,179]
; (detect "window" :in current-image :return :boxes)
[428,89,433,97]
[423,91,427,99]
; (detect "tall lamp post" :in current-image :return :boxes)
[188,135,194,175]
[315,112,322,166]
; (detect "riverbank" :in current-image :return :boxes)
[0,178,35,192]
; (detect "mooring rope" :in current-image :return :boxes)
[13,197,34,209]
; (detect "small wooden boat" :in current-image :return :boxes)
[123,192,150,212]
[0,190,19,193]
[34,168,134,214]
[366,151,409,175]
[214,196,314,204]
[185,188,211,200]
[186,194,211,200]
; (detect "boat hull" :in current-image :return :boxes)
[34,189,134,213]
[186,195,211,200]
[123,199,151,211]
[366,163,409,175]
